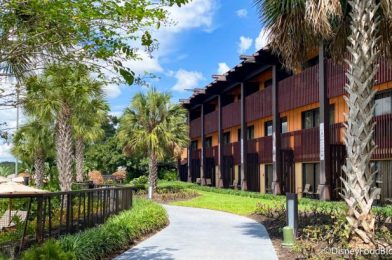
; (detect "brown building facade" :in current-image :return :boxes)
[179,49,392,201]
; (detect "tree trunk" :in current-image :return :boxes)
[148,151,158,193]
[75,137,85,183]
[56,105,74,192]
[342,0,380,244]
[34,153,45,188]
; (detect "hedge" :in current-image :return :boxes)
[22,199,168,260]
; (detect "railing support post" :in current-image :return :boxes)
[201,103,206,185]
[319,42,332,200]
[240,82,248,190]
[218,94,224,188]
[272,65,282,195]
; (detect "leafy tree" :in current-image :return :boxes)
[255,0,392,243]
[11,119,54,187]
[117,89,189,195]
[24,63,104,191]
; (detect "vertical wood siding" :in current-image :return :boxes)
[246,87,272,122]
[190,117,201,138]
[278,64,319,113]
[222,102,241,129]
[258,136,273,163]
[373,114,392,159]
[204,111,218,134]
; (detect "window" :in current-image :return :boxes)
[265,164,273,193]
[302,108,320,129]
[281,117,288,134]
[223,132,231,145]
[237,126,255,141]
[375,91,392,116]
[191,141,198,150]
[264,121,272,137]
[205,137,212,148]
[302,163,320,193]
[247,126,254,140]
[264,79,272,88]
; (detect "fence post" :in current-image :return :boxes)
[35,196,44,243]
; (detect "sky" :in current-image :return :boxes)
[0,0,268,162]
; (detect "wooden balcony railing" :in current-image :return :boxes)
[246,87,272,122]
[191,149,201,160]
[247,139,258,154]
[205,146,219,162]
[222,102,241,129]
[233,142,241,165]
[293,127,320,162]
[278,64,319,113]
[223,143,233,157]
[258,136,273,164]
[204,111,218,134]
[330,123,345,144]
[281,132,294,150]
[374,114,392,159]
[190,117,201,138]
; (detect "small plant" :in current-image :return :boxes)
[160,170,177,181]
[22,240,76,260]
[112,166,127,183]
[129,175,148,188]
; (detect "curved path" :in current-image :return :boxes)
[116,205,278,260]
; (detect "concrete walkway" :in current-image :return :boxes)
[116,205,278,260]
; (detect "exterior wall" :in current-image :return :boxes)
[234,165,239,185]
[206,132,219,146]
[281,102,320,132]
[253,70,272,90]
[260,164,266,194]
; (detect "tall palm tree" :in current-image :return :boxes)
[118,89,189,196]
[72,97,108,182]
[255,0,392,243]
[24,63,104,191]
[11,119,54,188]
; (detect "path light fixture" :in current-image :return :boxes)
[282,193,298,247]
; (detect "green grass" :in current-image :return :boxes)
[171,190,273,215]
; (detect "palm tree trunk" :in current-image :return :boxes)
[34,153,45,188]
[342,0,380,244]
[148,151,158,193]
[75,137,85,183]
[56,105,74,192]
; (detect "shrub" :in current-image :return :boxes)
[112,167,127,183]
[129,175,148,188]
[160,170,177,181]
[22,199,168,260]
[22,240,76,260]
[88,170,104,185]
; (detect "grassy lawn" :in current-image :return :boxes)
[171,190,275,216]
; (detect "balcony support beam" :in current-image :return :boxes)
[201,104,206,185]
[187,111,192,182]
[272,65,282,195]
[318,43,332,200]
[240,82,248,190]
[218,94,224,188]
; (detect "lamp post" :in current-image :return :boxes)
[282,193,298,247]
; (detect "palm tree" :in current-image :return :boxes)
[11,119,53,188]
[24,63,104,191]
[72,97,108,182]
[117,89,189,196]
[255,0,392,243]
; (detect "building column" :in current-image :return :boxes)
[200,104,206,185]
[272,65,282,195]
[240,82,248,190]
[218,95,224,188]
[318,43,331,200]
[187,110,192,182]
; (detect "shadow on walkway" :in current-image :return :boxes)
[116,246,178,260]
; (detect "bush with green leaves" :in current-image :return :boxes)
[22,240,75,260]
[129,175,149,188]
[160,170,177,181]
[22,199,168,260]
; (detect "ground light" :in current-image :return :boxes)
[282,193,298,247]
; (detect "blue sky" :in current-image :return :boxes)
[0,0,268,161]
[105,0,267,117]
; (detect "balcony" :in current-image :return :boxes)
[190,149,201,160]
[258,136,273,164]
[374,114,392,159]
[204,111,218,134]
[190,117,201,139]
[246,87,272,122]
[205,146,218,162]
[222,102,240,129]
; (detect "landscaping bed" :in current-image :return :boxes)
[161,181,392,259]
[19,199,168,260]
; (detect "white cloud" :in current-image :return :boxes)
[171,69,205,92]
[164,0,217,33]
[255,28,269,50]
[236,9,248,18]
[238,36,253,54]
[102,84,122,99]
[217,63,230,75]
[124,51,163,75]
